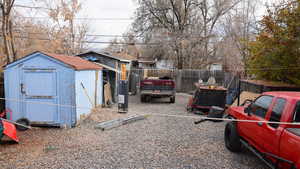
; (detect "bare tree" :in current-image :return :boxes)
[194,0,240,63]
[132,0,195,69]
[0,0,16,63]
[35,0,89,55]
[220,0,260,74]
[0,0,91,62]
[131,0,240,69]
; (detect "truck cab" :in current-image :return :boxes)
[225,92,300,169]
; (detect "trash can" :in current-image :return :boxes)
[118,80,128,113]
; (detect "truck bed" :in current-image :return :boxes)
[140,78,175,94]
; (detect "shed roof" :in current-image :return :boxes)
[44,52,102,70]
[5,51,102,71]
[77,51,131,63]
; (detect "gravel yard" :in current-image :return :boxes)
[0,93,268,169]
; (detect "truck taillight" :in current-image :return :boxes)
[164,82,175,87]
[143,81,153,85]
[141,81,153,87]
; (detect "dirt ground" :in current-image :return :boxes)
[0,94,268,169]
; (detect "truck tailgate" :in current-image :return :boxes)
[140,79,175,91]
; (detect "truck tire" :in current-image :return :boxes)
[145,95,152,103]
[141,95,145,103]
[224,122,242,152]
[16,118,30,131]
[170,96,175,103]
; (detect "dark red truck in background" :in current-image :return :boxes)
[140,77,176,103]
[225,92,300,169]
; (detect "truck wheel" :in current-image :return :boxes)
[224,122,242,152]
[145,96,152,103]
[141,95,145,103]
[170,96,175,103]
[186,106,193,112]
[16,118,30,131]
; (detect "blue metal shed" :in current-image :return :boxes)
[4,51,103,127]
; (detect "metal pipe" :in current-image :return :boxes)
[0,118,31,129]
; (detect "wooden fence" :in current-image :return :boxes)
[129,69,236,94]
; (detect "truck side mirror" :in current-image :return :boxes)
[241,99,253,106]
[245,106,252,116]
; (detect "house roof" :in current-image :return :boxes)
[138,56,155,62]
[44,52,102,70]
[77,51,131,63]
[113,52,137,61]
[138,60,156,64]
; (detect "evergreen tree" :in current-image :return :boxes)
[248,0,300,85]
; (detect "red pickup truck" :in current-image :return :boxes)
[225,92,300,169]
[140,77,176,103]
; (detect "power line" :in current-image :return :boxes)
[84,41,158,45]
[2,33,209,45]
[13,31,143,38]
[9,35,160,45]
[12,32,206,39]
[10,29,209,39]
[14,4,50,10]
[13,4,134,21]
[15,16,134,21]
[14,4,131,11]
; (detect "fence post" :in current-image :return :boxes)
[176,70,182,92]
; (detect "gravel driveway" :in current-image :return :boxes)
[0,93,268,169]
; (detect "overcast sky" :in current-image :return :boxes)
[15,0,279,51]
[79,0,137,49]
[15,0,137,50]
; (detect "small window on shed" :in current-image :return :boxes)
[293,102,300,123]
[269,98,286,128]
